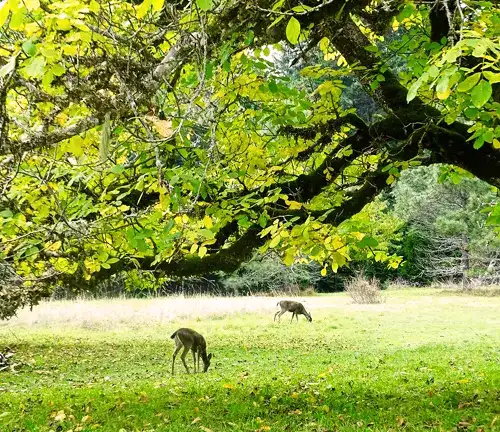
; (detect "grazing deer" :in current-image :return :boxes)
[274,300,312,323]
[171,328,213,375]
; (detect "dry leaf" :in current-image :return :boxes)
[54,410,66,422]
[200,426,213,432]
[457,420,471,430]
[192,417,201,425]
[81,415,91,423]
[144,115,173,138]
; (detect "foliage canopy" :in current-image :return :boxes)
[1,0,500,317]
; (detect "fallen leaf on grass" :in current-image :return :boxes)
[396,416,406,427]
[288,410,302,415]
[54,410,66,422]
[200,426,213,432]
[457,420,471,430]
[192,417,201,424]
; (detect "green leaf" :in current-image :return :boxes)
[0,209,13,218]
[22,40,37,57]
[199,229,215,239]
[50,63,66,76]
[406,80,421,102]
[196,0,213,11]
[245,30,254,45]
[457,73,481,92]
[268,81,278,93]
[464,107,478,119]
[364,45,379,53]
[258,214,267,228]
[471,80,492,108]
[24,56,46,78]
[357,236,379,248]
[286,17,301,45]
[110,164,125,174]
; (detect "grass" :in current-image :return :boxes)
[0,289,499,432]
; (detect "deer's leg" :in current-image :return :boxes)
[296,313,299,322]
[275,310,285,321]
[172,345,182,375]
[197,348,201,372]
[180,346,191,374]
[192,349,197,373]
[290,312,295,323]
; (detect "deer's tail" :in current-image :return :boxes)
[276,301,281,306]
[170,330,179,339]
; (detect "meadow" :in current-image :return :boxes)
[0,289,499,432]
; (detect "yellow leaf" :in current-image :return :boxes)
[203,215,213,229]
[493,139,500,149]
[56,18,72,31]
[190,244,198,254]
[136,0,151,19]
[81,415,91,423]
[283,251,294,266]
[331,260,339,273]
[198,246,207,258]
[151,0,165,11]
[0,2,10,28]
[25,0,40,11]
[285,199,302,210]
[47,241,61,251]
[269,234,281,248]
[223,383,236,389]
[63,45,78,56]
[199,427,213,432]
[191,417,201,424]
[321,267,327,276]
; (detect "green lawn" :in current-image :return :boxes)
[0,289,499,431]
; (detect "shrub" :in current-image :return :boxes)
[345,273,385,304]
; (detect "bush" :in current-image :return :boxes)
[345,273,385,304]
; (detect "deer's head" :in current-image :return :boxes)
[203,353,213,372]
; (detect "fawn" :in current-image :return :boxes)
[171,328,213,375]
[274,300,312,323]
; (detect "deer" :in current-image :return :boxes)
[274,300,312,323]
[171,328,213,375]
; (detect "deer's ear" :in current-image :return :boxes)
[208,353,213,361]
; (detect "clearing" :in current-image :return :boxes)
[0,289,499,431]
